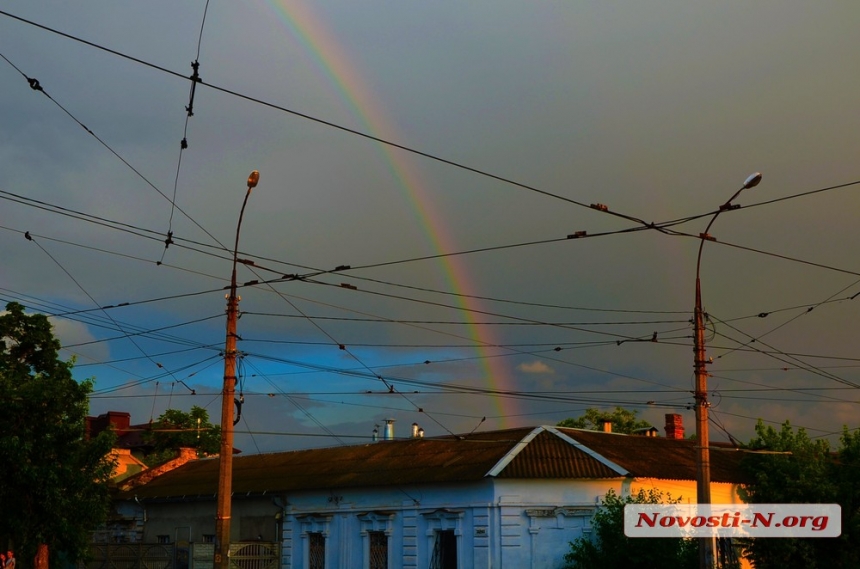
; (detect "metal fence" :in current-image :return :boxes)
[82,543,279,569]
[80,543,174,569]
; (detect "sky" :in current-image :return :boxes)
[2,2,859,454]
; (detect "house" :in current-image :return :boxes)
[108,414,749,569]
[87,411,155,469]
[87,411,202,543]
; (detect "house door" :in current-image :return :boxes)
[175,527,190,569]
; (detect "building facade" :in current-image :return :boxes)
[112,420,748,569]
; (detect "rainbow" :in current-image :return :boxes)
[258,1,517,427]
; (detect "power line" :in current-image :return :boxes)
[5,183,860,330]
[664,224,860,279]
[0,10,714,232]
[708,317,860,389]
[161,0,212,264]
[0,52,226,250]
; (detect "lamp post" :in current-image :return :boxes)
[214,170,260,569]
[694,172,761,568]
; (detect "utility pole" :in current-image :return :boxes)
[693,274,714,569]
[693,172,761,569]
[214,171,259,569]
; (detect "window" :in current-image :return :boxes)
[202,535,215,544]
[298,513,332,569]
[423,509,461,569]
[308,532,325,569]
[429,530,456,569]
[157,535,171,544]
[369,531,387,569]
[359,511,394,569]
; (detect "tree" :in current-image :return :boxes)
[557,407,653,434]
[0,302,115,568]
[563,488,698,569]
[142,406,221,466]
[739,420,858,568]
[833,427,860,567]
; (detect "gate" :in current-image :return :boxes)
[190,543,279,569]
[228,543,280,569]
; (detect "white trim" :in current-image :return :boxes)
[546,426,628,476]
[485,427,545,477]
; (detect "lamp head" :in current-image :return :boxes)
[742,172,762,190]
[247,170,260,189]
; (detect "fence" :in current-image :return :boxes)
[80,543,174,569]
[82,543,279,569]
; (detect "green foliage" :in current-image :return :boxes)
[142,406,221,466]
[563,488,698,569]
[557,407,653,434]
[0,302,115,564]
[835,427,860,565]
[740,420,860,568]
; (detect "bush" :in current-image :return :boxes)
[563,488,698,569]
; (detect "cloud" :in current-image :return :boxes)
[4,2,860,454]
[50,317,111,366]
[517,361,555,375]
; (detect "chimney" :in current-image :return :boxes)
[411,422,421,438]
[108,411,131,435]
[664,413,685,439]
[600,419,612,433]
[633,427,659,437]
[383,419,395,441]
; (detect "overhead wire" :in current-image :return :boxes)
[161,0,212,264]
[22,235,191,392]
[91,355,223,396]
[13,224,852,406]
[8,191,860,412]
[708,316,860,389]
[709,409,835,436]
[14,192,835,406]
[5,183,860,325]
[234,262,463,438]
[5,9,860,235]
[244,278,692,392]
[0,10,708,231]
[4,11,860,282]
[710,277,860,362]
[0,287,199,386]
[296,275,649,344]
[663,224,860,279]
[11,235,233,398]
[242,311,691,327]
[0,52,226,251]
[6,9,860,439]
[243,360,345,445]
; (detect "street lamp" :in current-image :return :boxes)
[215,170,260,569]
[694,171,761,568]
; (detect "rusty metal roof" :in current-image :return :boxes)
[555,428,745,483]
[120,426,746,500]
